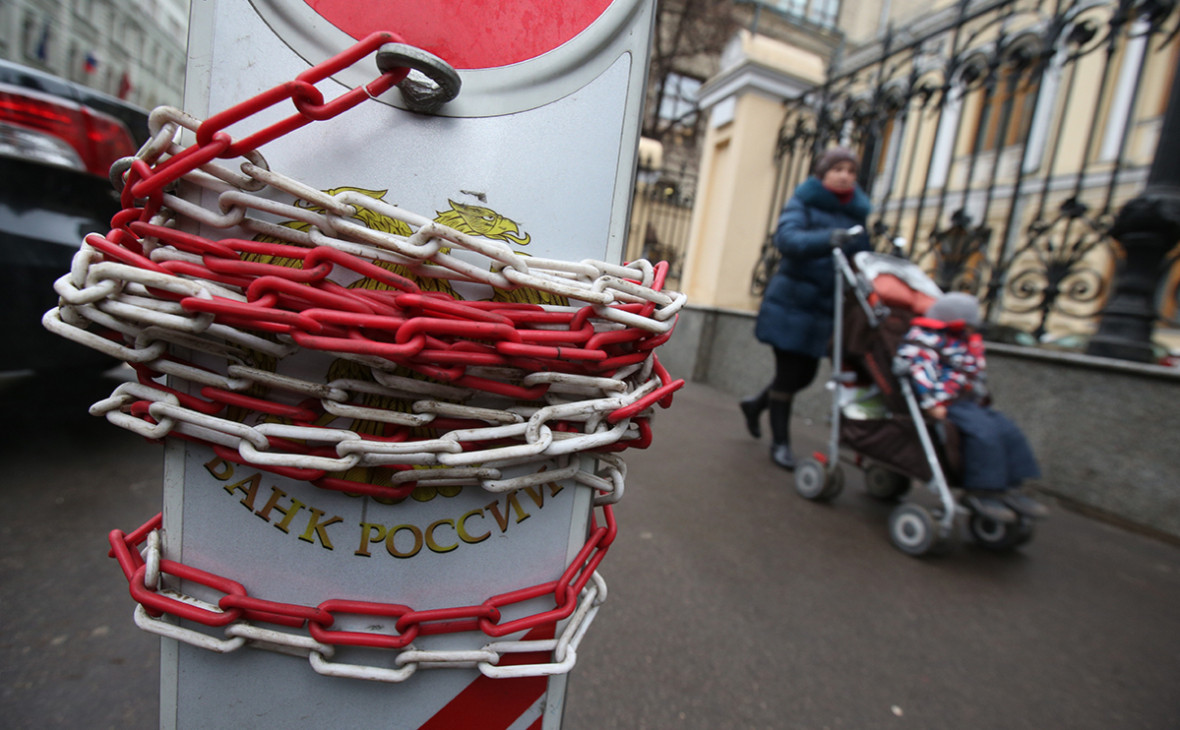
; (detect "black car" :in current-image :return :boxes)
[0,59,150,373]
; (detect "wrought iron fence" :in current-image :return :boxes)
[626,158,697,290]
[753,0,1180,344]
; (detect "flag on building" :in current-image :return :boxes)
[84,52,99,74]
[118,71,132,100]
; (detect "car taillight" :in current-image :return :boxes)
[82,108,139,176]
[0,89,137,176]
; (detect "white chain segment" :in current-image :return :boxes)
[97,383,633,497]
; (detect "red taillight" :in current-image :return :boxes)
[0,88,136,176]
[81,108,137,175]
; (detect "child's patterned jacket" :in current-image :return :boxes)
[897,318,988,410]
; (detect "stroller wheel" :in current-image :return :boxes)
[968,513,1035,551]
[888,503,945,556]
[863,464,911,501]
[795,458,843,501]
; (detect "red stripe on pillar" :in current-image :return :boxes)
[418,624,555,730]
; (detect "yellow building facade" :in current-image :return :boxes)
[679,0,1180,354]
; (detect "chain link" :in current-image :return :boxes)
[110,511,609,681]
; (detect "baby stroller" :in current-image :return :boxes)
[793,228,1037,557]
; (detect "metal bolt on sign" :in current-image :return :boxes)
[46,25,679,711]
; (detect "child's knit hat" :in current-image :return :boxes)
[927,292,982,328]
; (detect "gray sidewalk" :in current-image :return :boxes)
[563,382,1180,730]
[2,372,1178,729]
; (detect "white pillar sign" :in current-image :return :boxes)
[151,1,658,728]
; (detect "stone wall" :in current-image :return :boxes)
[661,305,1180,540]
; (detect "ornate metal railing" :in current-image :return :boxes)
[753,0,1180,347]
[627,159,697,290]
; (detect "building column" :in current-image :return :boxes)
[680,31,825,312]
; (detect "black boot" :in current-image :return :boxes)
[768,390,795,470]
[739,386,770,439]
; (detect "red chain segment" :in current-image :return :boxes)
[108,506,616,647]
[123,31,410,204]
[93,223,679,376]
[91,206,682,409]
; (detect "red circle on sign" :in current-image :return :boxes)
[303,0,615,70]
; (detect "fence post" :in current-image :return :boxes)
[1086,52,1180,362]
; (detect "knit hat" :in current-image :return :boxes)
[814,147,860,178]
[926,292,982,328]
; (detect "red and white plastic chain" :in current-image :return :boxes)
[110,508,611,680]
[43,32,682,679]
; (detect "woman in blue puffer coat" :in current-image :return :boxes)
[741,147,872,469]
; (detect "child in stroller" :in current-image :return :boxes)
[791,242,1048,556]
[897,292,1048,525]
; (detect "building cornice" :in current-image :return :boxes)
[697,57,818,111]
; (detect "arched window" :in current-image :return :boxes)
[971,60,1041,153]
